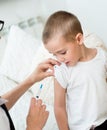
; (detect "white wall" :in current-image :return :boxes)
[66,0,107,45]
[41,0,107,45]
[0,0,43,27]
[0,0,107,44]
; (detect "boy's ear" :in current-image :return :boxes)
[75,33,83,45]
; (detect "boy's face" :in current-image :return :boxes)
[44,34,83,66]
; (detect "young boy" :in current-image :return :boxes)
[42,10,107,130]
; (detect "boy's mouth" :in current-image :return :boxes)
[65,61,70,66]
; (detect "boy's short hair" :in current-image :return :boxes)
[42,10,83,44]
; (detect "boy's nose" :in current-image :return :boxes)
[58,57,65,62]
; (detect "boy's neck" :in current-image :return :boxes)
[79,45,97,62]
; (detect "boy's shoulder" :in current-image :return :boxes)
[54,63,73,77]
[55,62,72,70]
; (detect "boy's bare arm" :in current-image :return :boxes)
[54,79,69,130]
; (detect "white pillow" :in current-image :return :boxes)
[29,33,106,105]
[0,37,7,65]
[0,25,41,83]
[29,44,54,105]
[84,33,107,50]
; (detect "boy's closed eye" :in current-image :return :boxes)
[52,51,66,57]
[49,50,67,57]
[55,49,67,55]
[59,51,66,55]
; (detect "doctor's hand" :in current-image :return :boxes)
[26,98,49,130]
[28,58,60,84]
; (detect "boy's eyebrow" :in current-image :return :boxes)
[49,48,66,54]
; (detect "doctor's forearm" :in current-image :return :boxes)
[2,77,34,110]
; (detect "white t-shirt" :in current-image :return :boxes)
[55,47,107,130]
[0,98,10,130]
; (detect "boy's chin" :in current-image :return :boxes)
[66,62,77,67]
